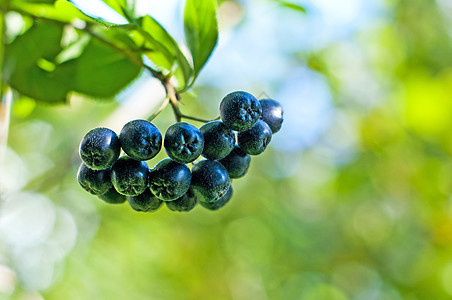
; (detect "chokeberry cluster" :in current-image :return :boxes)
[77,91,283,212]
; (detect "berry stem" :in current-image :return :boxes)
[179,114,220,123]
[163,79,220,123]
[147,97,170,121]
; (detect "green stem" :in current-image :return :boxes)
[147,97,170,122]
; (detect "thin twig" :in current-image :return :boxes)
[147,96,170,122]
[179,114,219,123]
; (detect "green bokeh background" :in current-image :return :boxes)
[2,0,452,299]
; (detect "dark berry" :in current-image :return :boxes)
[119,119,162,161]
[200,186,233,210]
[237,120,272,155]
[200,121,235,160]
[260,99,283,134]
[166,189,197,212]
[77,163,112,195]
[191,160,231,203]
[111,156,149,196]
[148,158,191,201]
[164,122,204,164]
[219,147,251,178]
[98,187,127,204]
[220,91,262,131]
[79,127,121,170]
[127,189,163,212]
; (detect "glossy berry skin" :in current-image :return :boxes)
[166,189,197,212]
[127,189,162,212]
[200,186,233,211]
[191,160,231,203]
[98,187,127,204]
[220,91,262,131]
[119,119,162,161]
[111,156,149,196]
[238,120,272,155]
[164,122,204,164]
[148,158,191,201]
[219,147,251,178]
[200,121,235,160]
[260,99,283,134]
[77,163,112,195]
[79,127,121,170]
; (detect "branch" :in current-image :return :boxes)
[10,7,218,124]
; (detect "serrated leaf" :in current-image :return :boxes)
[4,22,73,102]
[127,15,192,89]
[184,0,218,84]
[69,38,141,97]
[67,0,128,27]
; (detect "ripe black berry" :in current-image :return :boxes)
[166,189,197,212]
[79,127,121,170]
[164,122,204,164]
[237,120,272,155]
[200,186,233,210]
[191,159,231,203]
[260,99,283,134]
[219,147,251,178]
[220,91,262,131]
[111,156,149,196]
[148,158,191,201]
[200,121,235,160]
[127,189,163,212]
[77,163,112,195]
[119,119,162,161]
[98,187,127,204]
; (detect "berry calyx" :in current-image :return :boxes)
[111,156,149,196]
[148,158,191,201]
[219,147,251,178]
[119,119,162,161]
[200,121,235,160]
[220,91,262,131]
[191,159,231,203]
[164,122,204,164]
[77,163,112,195]
[260,99,283,134]
[79,127,121,170]
[237,120,272,155]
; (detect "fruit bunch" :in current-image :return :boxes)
[77,91,283,212]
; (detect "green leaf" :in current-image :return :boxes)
[69,38,142,98]
[67,0,129,27]
[4,22,73,102]
[5,22,142,102]
[127,15,192,89]
[21,0,55,3]
[276,0,306,13]
[11,0,94,24]
[184,0,218,84]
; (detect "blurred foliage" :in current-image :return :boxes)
[1,0,452,299]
